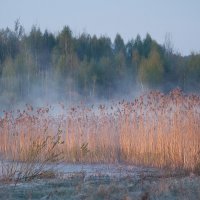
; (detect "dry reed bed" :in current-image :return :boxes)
[0,88,200,171]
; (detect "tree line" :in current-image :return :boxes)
[0,21,200,106]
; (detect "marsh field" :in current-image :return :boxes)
[1,0,200,198]
[0,88,200,199]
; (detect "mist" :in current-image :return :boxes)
[0,22,200,111]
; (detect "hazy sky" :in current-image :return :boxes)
[0,0,199,55]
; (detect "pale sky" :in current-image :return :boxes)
[0,0,200,55]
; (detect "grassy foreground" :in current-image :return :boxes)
[0,172,199,200]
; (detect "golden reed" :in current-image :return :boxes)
[0,88,199,171]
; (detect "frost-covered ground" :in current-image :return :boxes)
[0,164,199,200]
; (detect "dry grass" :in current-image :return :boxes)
[0,88,200,172]
[0,173,200,200]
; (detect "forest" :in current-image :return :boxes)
[0,20,200,107]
